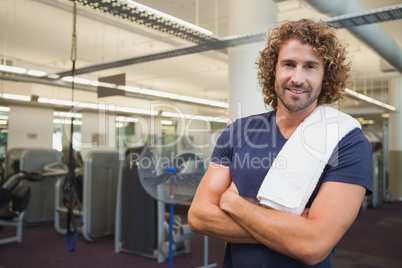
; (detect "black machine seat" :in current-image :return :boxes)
[0,172,32,245]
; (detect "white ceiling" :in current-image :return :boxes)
[0,0,401,120]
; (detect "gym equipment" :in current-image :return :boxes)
[138,135,206,267]
[371,151,383,209]
[116,146,194,263]
[0,172,31,245]
[4,148,63,226]
[83,150,120,241]
[4,148,25,177]
[380,121,393,203]
[115,147,160,260]
[55,150,120,242]
[20,149,63,225]
[362,122,393,210]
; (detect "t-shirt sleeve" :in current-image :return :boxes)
[325,128,373,195]
[210,121,236,167]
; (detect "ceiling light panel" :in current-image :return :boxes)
[71,0,218,44]
[57,4,402,78]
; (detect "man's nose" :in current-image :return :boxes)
[291,67,305,86]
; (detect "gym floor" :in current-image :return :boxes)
[0,201,401,268]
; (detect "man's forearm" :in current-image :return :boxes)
[188,201,258,243]
[219,181,365,265]
[219,189,311,260]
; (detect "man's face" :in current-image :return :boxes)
[274,38,325,113]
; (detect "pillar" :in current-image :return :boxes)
[8,105,54,150]
[388,76,402,200]
[228,0,277,120]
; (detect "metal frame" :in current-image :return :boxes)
[0,211,25,245]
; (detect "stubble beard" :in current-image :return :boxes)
[275,81,322,112]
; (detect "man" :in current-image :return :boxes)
[188,19,373,267]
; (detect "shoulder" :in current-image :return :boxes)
[338,127,371,151]
[332,127,372,165]
[326,127,373,194]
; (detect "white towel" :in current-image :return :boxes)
[256,105,361,215]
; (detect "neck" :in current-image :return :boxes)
[275,104,318,139]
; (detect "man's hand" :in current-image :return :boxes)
[219,182,239,212]
[188,164,258,243]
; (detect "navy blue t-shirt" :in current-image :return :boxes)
[211,110,373,268]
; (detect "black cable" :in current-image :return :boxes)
[62,2,81,252]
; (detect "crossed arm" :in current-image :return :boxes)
[187,162,366,265]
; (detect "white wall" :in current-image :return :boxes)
[80,111,117,159]
[8,105,54,150]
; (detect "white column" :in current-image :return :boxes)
[8,105,54,150]
[228,0,277,120]
[80,110,117,159]
[388,76,402,200]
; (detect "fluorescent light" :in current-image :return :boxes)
[53,119,82,125]
[138,88,180,99]
[161,120,173,125]
[120,0,213,36]
[2,93,31,101]
[1,62,227,108]
[122,85,228,108]
[0,115,8,120]
[42,98,156,116]
[161,111,229,123]
[91,81,117,88]
[207,116,230,123]
[37,96,229,120]
[209,101,229,108]
[0,65,27,74]
[38,97,80,107]
[49,99,75,106]
[62,76,91,85]
[345,88,396,112]
[27,69,47,76]
[54,111,83,118]
[178,95,210,105]
[162,111,192,119]
[0,120,7,125]
[124,86,141,93]
[117,106,157,115]
[357,118,375,125]
[97,104,108,110]
[47,74,60,79]
[86,103,99,109]
[116,116,139,122]
[381,113,390,118]
[38,97,49,103]
[0,106,10,112]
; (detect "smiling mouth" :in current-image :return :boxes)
[288,89,305,94]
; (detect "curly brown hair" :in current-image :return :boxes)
[257,19,352,109]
